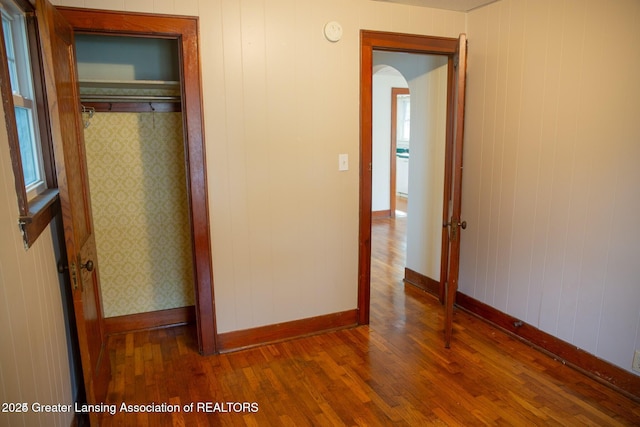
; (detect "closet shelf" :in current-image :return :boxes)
[80,94,180,103]
[79,79,182,111]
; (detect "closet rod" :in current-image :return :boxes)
[79,94,181,103]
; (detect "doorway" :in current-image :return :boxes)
[76,34,195,328]
[59,8,217,355]
[371,50,448,301]
[359,31,466,330]
[371,67,409,221]
[392,87,410,218]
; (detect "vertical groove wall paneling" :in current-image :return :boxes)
[463,0,640,373]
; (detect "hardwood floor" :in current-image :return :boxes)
[98,209,640,426]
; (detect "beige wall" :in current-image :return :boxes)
[198,0,464,333]
[0,104,74,424]
[402,55,448,282]
[463,0,640,373]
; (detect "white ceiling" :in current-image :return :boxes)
[371,0,500,12]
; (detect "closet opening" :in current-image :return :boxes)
[60,5,217,355]
[76,33,197,336]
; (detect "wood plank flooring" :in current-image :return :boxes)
[99,209,640,426]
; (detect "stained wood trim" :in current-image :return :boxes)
[455,292,640,401]
[0,3,59,248]
[70,412,85,427]
[27,10,58,191]
[444,34,468,348]
[359,30,459,326]
[217,310,358,353]
[359,32,374,326]
[18,189,60,247]
[361,30,459,54]
[372,209,392,219]
[439,56,456,305]
[0,33,28,211]
[59,7,217,355]
[404,268,440,296]
[94,344,110,406]
[104,306,196,335]
[82,101,181,113]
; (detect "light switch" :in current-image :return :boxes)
[339,154,349,171]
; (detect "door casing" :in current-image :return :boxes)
[359,30,461,325]
[59,7,218,355]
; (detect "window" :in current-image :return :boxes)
[0,0,58,248]
[397,94,410,142]
[2,0,46,198]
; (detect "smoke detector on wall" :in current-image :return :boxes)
[323,21,343,42]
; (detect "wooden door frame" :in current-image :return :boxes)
[390,87,410,218]
[359,30,459,325]
[59,8,217,355]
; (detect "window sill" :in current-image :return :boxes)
[19,188,60,249]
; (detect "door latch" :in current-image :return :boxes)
[57,260,79,290]
[70,262,78,290]
[443,219,467,241]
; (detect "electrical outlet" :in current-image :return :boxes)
[633,350,640,373]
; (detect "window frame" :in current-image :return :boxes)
[0,0,58,248]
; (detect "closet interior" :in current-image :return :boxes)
[76,34,195,319]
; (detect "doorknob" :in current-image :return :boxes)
[57,261,68,273]
[443,220,467,229]
[81,260,94,272]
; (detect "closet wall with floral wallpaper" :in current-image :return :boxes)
[83,111,194,317]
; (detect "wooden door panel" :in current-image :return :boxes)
[79,234,102,371]
[36,0,108,412]
[444,34,467,348]
[49,17,92,246]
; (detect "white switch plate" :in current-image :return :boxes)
[338,154,348,171]
[633,349,640,373]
